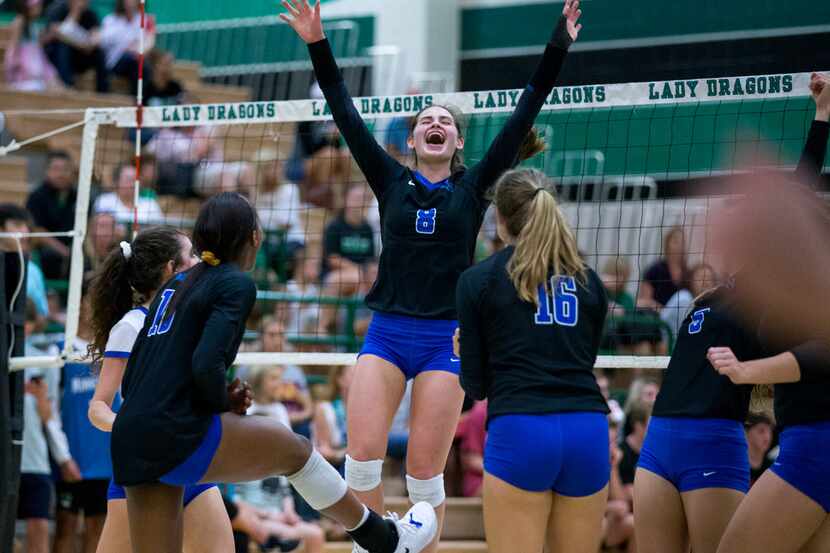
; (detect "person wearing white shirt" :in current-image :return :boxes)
[93,163,164,225]
[99,0,155,93]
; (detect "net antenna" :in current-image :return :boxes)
[4,70,824,371]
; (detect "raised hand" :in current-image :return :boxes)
[809,72,830,122]
[280,0,325,44]
[562,0,583,42]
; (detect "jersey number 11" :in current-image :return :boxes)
[535,276,578,327]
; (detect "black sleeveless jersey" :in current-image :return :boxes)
[456,247,610,423]
[111,264,257,485]
[652,283,763,421]
[309,38,568,319]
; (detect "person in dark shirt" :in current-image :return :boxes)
[283,1,581,540]
[110,192,436,553]
[144,48,184,107]
[26,150,76,280]
[455,168,609,553]
[319,183,376,333]
[43,0,109,92]
[634,75,830,553]
[637,226,688,309]
[744,414,774,486]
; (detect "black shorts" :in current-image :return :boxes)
[56,479,109,517]
[17,473,53,520]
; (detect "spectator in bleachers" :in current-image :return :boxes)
[92,161,164,224]
[318,183,376,334]
[624,377,659,416]
[26,150,75,280]
[144,48,183,106]
[454,399,486,498]
[311,365,350,470]
[43,0,109,92]
[0,204,49,325]
[284,249,322,340]
[252,147,306,254]
[660,262,717,338]
[286,81,351,210]
[618,400,652,501]
[387,381,411,464]
[637,226,689,310]
[746,413,775,486]
[259,317,314,437]
[53,294,112,553]
[83,211,124,278]
[99,0,155,94]
[602,419,635,553]
[596,371,625,426]
[4,0,62,91]
[18,302,60,553]
[601,257,635,316]
[146,124,256,198]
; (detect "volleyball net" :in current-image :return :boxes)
[4,70,827,372]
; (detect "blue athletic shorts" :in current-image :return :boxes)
[107,480,217,507]
[638,416,749,493]
[359,312,459,380]
[484,412,609,496]
[17,473,53,520]
[770,421,830,512]
[159,414,222,487]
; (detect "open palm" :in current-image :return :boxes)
[562,0,583,42]
[280,0,324,44]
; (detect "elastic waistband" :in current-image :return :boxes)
[370,311,458,333]
[781,420,830,436]
[649,416,745,437]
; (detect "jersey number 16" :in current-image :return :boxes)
[535,276,578,327]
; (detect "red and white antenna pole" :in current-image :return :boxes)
[132,0,148,236]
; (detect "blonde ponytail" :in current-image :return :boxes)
[495,169,585,305]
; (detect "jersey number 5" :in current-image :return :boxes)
[415,209,437,235]
[535,276,578,327]
[688,308,710,334]
[147,289,176,337]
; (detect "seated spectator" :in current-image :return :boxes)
[351,258,379,339]
[746,413,775,486]
[144,48,183,106]
[595,371,625,426]
[284,250,322,341]
[100,0,155,94]
[618,401,652,501]
[660,262,717,338]
[53,294,113,553]
[258,317,314,437]
[146,125,255,198]
[92,162,163,224]
[624,377,660,415]
[43,0,108,92]
[602,419,635,553]
[83,211,124,278]
[311,365,351,470]
[601,257,635,316]
[0,204,49,326]
[455,399,486,497]
[18,302,60,553]
[286,82,351,209]
[252,147,306,254]
[226,493,325,553]
[4,0,61,91]
[318,184,377,333]
[637,226,689,310]
[26,150,76,280]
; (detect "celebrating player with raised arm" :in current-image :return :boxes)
[282,2,582,550]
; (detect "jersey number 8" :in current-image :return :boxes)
[535,276,578,327]
[415,209,437,235]
[148,288,176,337]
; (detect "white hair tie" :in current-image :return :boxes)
[120,241,132,260]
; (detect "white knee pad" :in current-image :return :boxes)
[345,455,383,492]
[406,474,446,508]
[287,450,347,511]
